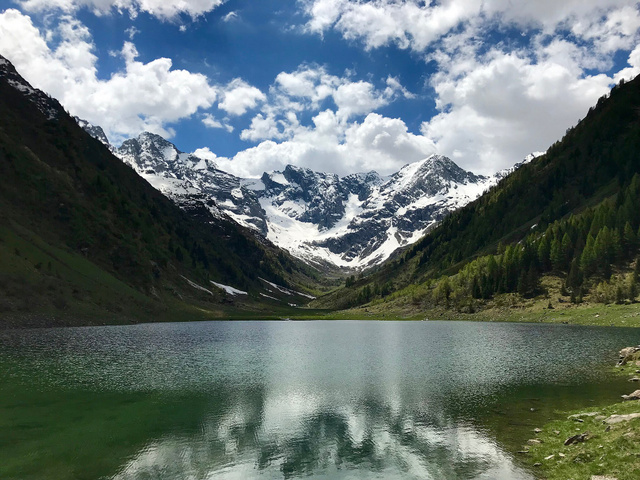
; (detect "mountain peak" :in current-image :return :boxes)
[78,119,529,270]
[74,117,113,150]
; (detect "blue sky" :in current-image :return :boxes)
[1,1,639,177]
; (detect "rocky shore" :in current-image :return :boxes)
[523,346,640,480]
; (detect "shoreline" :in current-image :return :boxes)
[3,301,640,329]
[524,347,640,480]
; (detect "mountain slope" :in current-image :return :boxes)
[315,75,640,311]
[91,128,530,270]
[0,55,320,327]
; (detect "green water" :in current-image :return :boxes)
[0,320,638,480]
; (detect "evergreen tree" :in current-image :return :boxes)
[561,232,573,269]
[566,258,583,289]
[550,237,563,271]
[580,234,597,275]
[471,276,481,299]
[623,221,637,256]
[537,236,551,270]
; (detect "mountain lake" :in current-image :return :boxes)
[0,320,638,479]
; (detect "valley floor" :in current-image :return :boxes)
[297,301,640,328]
[297,274,640,328]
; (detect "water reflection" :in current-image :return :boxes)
[112,387,531,480]
[0,320,637,480]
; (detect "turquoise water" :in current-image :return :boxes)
[0,320,637,479]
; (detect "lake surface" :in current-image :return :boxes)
[0,320,638,480]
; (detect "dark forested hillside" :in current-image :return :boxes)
[0,56,318,327]
[317,75,640,311]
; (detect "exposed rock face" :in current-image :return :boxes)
[74,117,113,151]
[116,132,268,233]
[77,120,537,269]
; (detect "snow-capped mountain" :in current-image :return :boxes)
[116,132,267,233]
[78,121,537,270]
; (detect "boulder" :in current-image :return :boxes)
[604,413,640,424]
[620,347,636,357]
[618,346,640,366]
[564,432,589,445]
[568,412,599,420]
[621,389,640,401]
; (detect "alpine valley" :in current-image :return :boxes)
[0,55,322,327]
[78,121,537,270]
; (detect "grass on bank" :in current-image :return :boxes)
[524,399,640,480]
[294,274,640,327]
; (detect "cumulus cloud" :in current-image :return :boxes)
[192,146,228,163]
[18,0,225,20]
[238,65,411,145]
[422,49,612,173]
[218,78,267,116]
[0,9,217,143]
[218,111,435,177]
[300,0,640,173]
[302,0,639,52]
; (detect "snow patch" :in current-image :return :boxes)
[211,281,248,296]
[181,276,213,295]
[260,293,279,301]
[259,278,316,299]
[269,172,289,185]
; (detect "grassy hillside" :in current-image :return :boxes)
[315,75,640,315]
[0,56,323,327]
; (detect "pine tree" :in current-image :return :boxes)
[616,285,624,304]
[471,276,481,299]
[581,234,597,275]
[629,277,638,302]
[550,237,564,271]
[623,221,637,256]
[566,258,583,289]
[537,236,551,270]
[561,232,573,269]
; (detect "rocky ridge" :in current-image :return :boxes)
[78,121,538,270]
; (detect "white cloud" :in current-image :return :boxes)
[421,48,613,174]
[202,113,233,132]
[238,65,410,144]
[333,80,389,119]
[218,111,435,177]
[192,146,228,163]
[18,0,225,20]
[125,26,139,39]
[222,11,238,22]
[218,78,266,116]
[0,9,217,143]
[302,0,639,52]
[614,44,640,83]
[300,0,640,174]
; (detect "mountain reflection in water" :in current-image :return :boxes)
[1,320,636,480]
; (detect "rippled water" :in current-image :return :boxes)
[0,320,638,480]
